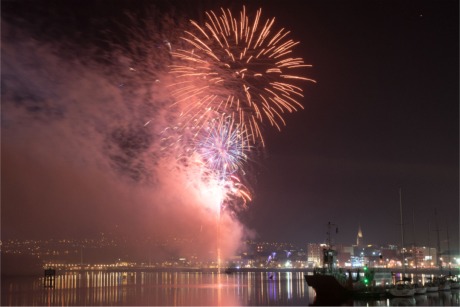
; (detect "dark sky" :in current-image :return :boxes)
[2,0,459,255]
[245,0,459,250]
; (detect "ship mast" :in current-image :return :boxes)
[326,222,333,249]
[435,209,442,270]
[399,188,406,276]
[324,222,338,272]
[412,209,417,270]
[427,220,431,267]
[446,223,451,271]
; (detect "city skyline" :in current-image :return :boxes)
[2,221,457,266]
[2,0,458,263]
[3,235,457,271]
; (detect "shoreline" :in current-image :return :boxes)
[39,266,460,275]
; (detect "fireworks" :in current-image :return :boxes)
[197,115,251,178]
[170,6,315,146]
[162,114,252,215]
[196,115,252,211]
[164,6,314,219]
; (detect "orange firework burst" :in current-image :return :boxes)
[170,6,315,146]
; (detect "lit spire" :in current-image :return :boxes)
[357,225,363,246]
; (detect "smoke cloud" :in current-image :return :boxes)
[1,5,249,263]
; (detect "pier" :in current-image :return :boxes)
[43,268,56,288]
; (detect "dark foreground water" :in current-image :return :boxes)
[2,271,459,306]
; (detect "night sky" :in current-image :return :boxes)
[2,0,459,255]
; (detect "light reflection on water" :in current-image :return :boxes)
[2,271,459,306]
[2,271,309,306]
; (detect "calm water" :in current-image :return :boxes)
[2,271,459,306]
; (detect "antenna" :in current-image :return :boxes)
[324,221,338,272]
[326,221,338,249]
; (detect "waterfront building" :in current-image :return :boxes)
[336,245,352,267]
[415,246,437,268]
[306,243,324,267]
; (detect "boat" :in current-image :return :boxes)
[436,276,451,291]
[446,274,460,289]
[442,225,459,289]
[388,191,415,298]
[304,223,388,303]
[304,271,351,299]
[304,224,353,302]
[410,210,427,295]
[424,278,439,292]
[304,268,388,301]
[413,283,427,294]
[389,280,415,297]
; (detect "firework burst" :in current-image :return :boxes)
[197,115,252,212]
[197,115,251,178]
[161,114,252,214]
[170,6,315,146]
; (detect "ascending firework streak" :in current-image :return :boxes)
[170,6,315,147]
[170,116,252,272]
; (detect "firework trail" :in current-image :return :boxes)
[170,6,315,147]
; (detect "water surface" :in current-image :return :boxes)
[2,271,459,306]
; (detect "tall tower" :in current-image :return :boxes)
[356,225,363,246]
